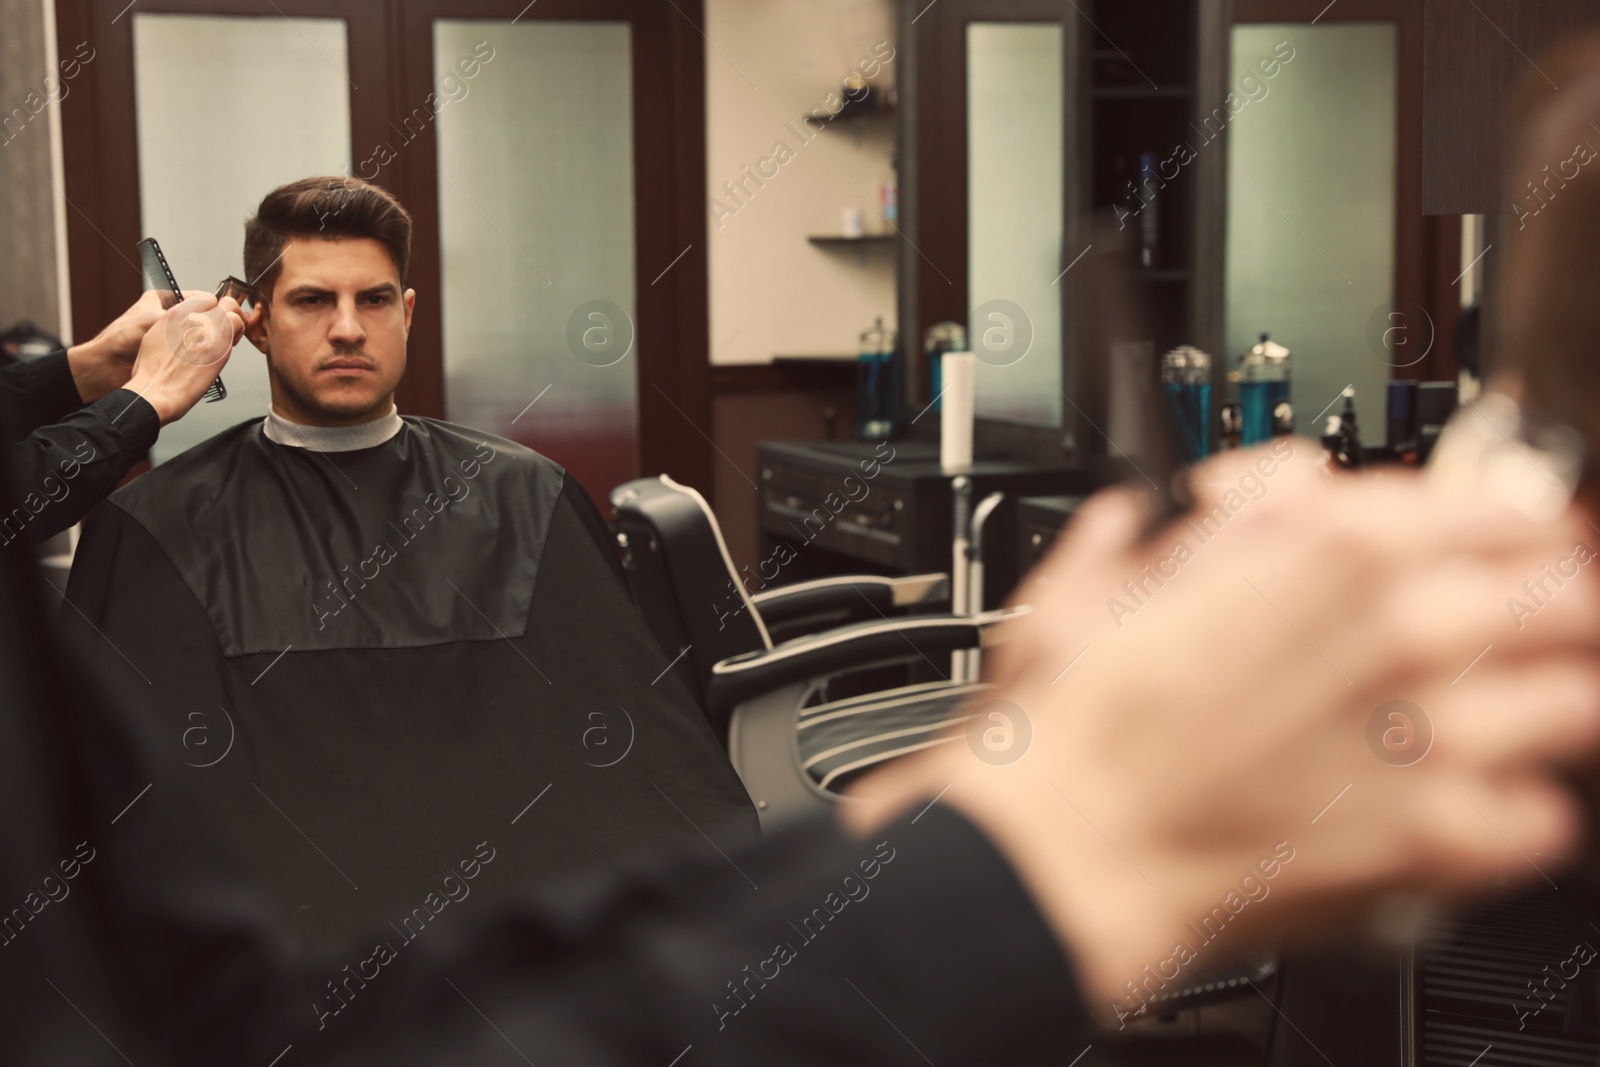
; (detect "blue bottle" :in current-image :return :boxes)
[1161,346,1212,460]
[1236,334,1291,446]
[923,321,966,416]
[857,316,900,440]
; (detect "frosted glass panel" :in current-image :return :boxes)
[1225,24,1396,446]
[133,14,352,464]
[436,21,637,495]
[967,23,1064,427]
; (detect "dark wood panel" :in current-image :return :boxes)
[710,360,854,395]
[1423,0,1600,216]
[1191,0,1231,370]
[710,380,856,571]
[658,0,714,496]
[1234,0,1405,18]
[1421,211,1462,381]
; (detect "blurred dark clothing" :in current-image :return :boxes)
[0,395,1088,1064]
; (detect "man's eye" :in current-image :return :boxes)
[299,295,329,306]
[363,294,392,305]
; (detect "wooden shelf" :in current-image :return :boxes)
[803,94,896,127]
[808,234,897,246]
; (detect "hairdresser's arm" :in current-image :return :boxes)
[0,290,201,442]
[2,294,239,545]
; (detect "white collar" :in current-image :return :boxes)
[262,405,403,452]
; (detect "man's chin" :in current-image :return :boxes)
[298,387,396,425]
[321,404,393,423]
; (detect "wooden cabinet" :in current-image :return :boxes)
[1423,0,1600,215]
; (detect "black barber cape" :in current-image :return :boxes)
[60,415,758,954]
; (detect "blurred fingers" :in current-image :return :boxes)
[1413,774,1579,889]
[1423,660,1600,767]
[216,297,245,343]
[1371,551,1600,672]
[1333,474,1588,566]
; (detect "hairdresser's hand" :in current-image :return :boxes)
[124,294,244,424]
[847,441,1600,1014]
[66,288,214,403]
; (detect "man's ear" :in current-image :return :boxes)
[402,288,416,336]
[243,304,270,353]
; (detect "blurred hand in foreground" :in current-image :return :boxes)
[849,440,1600,1016]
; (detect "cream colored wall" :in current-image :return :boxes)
[705,0,898,364]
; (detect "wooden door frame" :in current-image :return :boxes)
[393,0,710,490]
[55,0,713,490]
[903,0,1083,459]
[906,0,1076,335]
[1231,0,1458,382]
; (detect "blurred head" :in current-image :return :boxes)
[242,177,415,427]
[1492,36,1600,476]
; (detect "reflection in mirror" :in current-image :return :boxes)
[967,22,1064,428]
[1225,24,1396,447]
[133,13,352,464]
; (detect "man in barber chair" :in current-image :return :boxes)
[61,175,756,955]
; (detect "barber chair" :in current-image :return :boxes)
[611,475,1013,828]
[611,474,1280,1054]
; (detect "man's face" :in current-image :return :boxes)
[244,237,415,426]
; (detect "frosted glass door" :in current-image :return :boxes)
[133,13,353,463]
[434,20,638,497]
[967,22,1065,428]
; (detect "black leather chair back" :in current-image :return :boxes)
[611,476,771,733]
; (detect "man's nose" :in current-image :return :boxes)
[329,298,366,346]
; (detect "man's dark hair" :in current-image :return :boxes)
[243,176,412,305]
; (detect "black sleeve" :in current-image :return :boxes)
[298,805,1092,1067]
[3,388,160,545]
[0,350,82,441]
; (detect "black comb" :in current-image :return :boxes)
[1074,216,1194,540]
[135,237,226,403]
